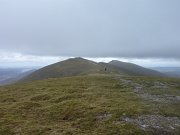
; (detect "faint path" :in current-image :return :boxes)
[116,77,180,103]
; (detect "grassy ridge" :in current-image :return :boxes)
[0,74,179,134]
[109,60,164,77]
[22,58,102,82]
[22,58,164,83]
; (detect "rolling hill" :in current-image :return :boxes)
[22,57,103,82]
[22,58,165,82]
[109,60,165,77]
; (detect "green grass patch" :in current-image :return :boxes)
[0,75,179,134]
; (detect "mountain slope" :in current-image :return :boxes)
[98,62,128,75]
[22,58,166,82]
[109,60,165,77]
[1,74,180,134]
[0,68,36,85]
[22,57,102,82]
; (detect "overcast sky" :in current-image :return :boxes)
[0,0,180,67]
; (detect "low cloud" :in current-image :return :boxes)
[0,51,69,67]
[0,0,180,60]
[0,51,180,68]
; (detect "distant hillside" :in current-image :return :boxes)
[151,67,180,78]
[164,71,180,78]
[0,68,36,85]
[109,60,165,77]
[22,57,103,82]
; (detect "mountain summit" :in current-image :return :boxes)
[22,57,165,82]
[22,57,102,81]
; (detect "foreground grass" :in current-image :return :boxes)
[0,74,179,135]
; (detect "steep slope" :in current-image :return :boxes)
[109,60,165,77]
[22,57,102,81]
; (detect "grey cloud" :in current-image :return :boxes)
[0,0,180,59]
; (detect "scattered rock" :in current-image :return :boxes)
[120,115,180,134]
[97,113,112,121]
[152,82,169,89]
[139,93,180,103]
[119,78,180,103]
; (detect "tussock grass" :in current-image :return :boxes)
[0,74,179,134]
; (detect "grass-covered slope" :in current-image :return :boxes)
[21,58,165,83]
[98,62,128,75]
[0,74,179,135]
[109,60,165,77]
[22,57,102,82]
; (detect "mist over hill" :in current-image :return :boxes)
[151,67,180,78]
[0,68,37,85]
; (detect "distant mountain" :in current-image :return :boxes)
[22,58,166,82]
[22,57,103,82]
[109,60,165,77]
[151,67,180,78]
[0,68,36,85]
